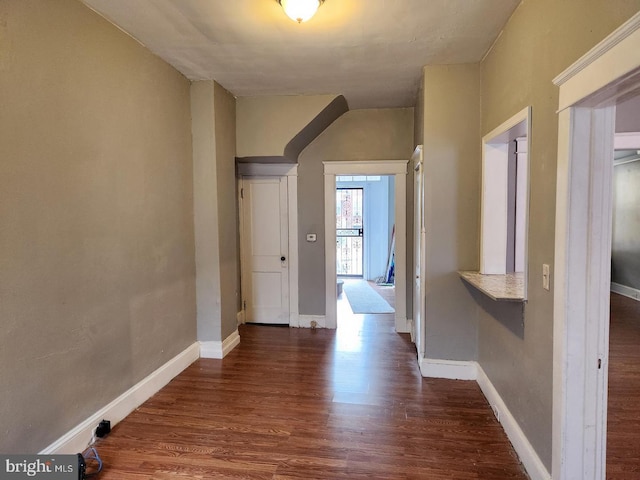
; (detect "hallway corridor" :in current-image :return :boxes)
[94,316,527,478]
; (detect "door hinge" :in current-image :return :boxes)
[598,358,602,369]
[240,188,244,199]
[243,300,247,311]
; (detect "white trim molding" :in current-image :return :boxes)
[323,160,408,176]
[476,366,552,480]
[419,359,550,480]
[199,341,221,358]
[480,106,531,290]
[614,131,640,150]
[484,106,531,142]
[40,342,200,454]
[222,330,241,357]
[553,11,640,110]
[287,174,300,326]
[394,315,410,334]
[419,358,477,380]
[408,318,415,342]
[200,330,241,359]
[412,145,426,358]
[296,315,327,328]
[611,282,640,301]
[553,12,640,480]
[553,12,640,88]
[554,102,615,480]
[419,360,551,480]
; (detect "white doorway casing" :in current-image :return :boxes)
[324,160,408,331]
[412,146,426,356]
[553,12,640,480]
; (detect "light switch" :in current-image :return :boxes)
[306,233,317,242]
[542,264,550,291]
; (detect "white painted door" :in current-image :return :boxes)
[412,147,425,357]
[241,177,290,324]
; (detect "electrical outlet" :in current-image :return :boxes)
[543,264,550,291]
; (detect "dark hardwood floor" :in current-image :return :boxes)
[608,293,640,479]
[93,302,527,479]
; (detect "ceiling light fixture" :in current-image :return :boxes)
[278,0,324,23]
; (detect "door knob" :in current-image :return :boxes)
[281,256,286,261]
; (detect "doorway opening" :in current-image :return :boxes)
[552,12,640,479]
[607,97,640,479]
[336,176,396,324]
[324,160,408,332]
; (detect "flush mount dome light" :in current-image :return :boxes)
[278,0,324,23]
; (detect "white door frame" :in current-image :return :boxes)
[324,160,408,331]
[552,12,640,480]
[237,163,299,326]
[412,146,426,354]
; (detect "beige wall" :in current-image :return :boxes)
[612,159,640,290]
[0,0,196,453]
[191,81,222,341]
[479,0,640,469]
[616,95,640,132]
[214,83,240,339]
[236,95,338,158]
[421,64,481,361]
[297,109,414,315]
[191,81,239,342]
[414,79,425,147]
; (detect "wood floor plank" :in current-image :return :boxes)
[93,309,527,479]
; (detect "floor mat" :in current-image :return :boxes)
[342,279,395,314]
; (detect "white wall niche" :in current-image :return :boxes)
[480,107,531,301]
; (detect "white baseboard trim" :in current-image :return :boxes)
[611,282,640,301]
[419,357,477,380]
[419,359,550,479]
[296,315,326,328]
[288,312,300,328]
[39,342,200,455]
[476,365,551,480]
[395,315,410,334]
[199,340,222,358]
[236,310,245,325]
[200,329,241,359]
[222,330,240,357]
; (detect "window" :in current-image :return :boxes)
[337,175,382,182]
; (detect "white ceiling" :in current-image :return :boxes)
[81,0,521,109]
